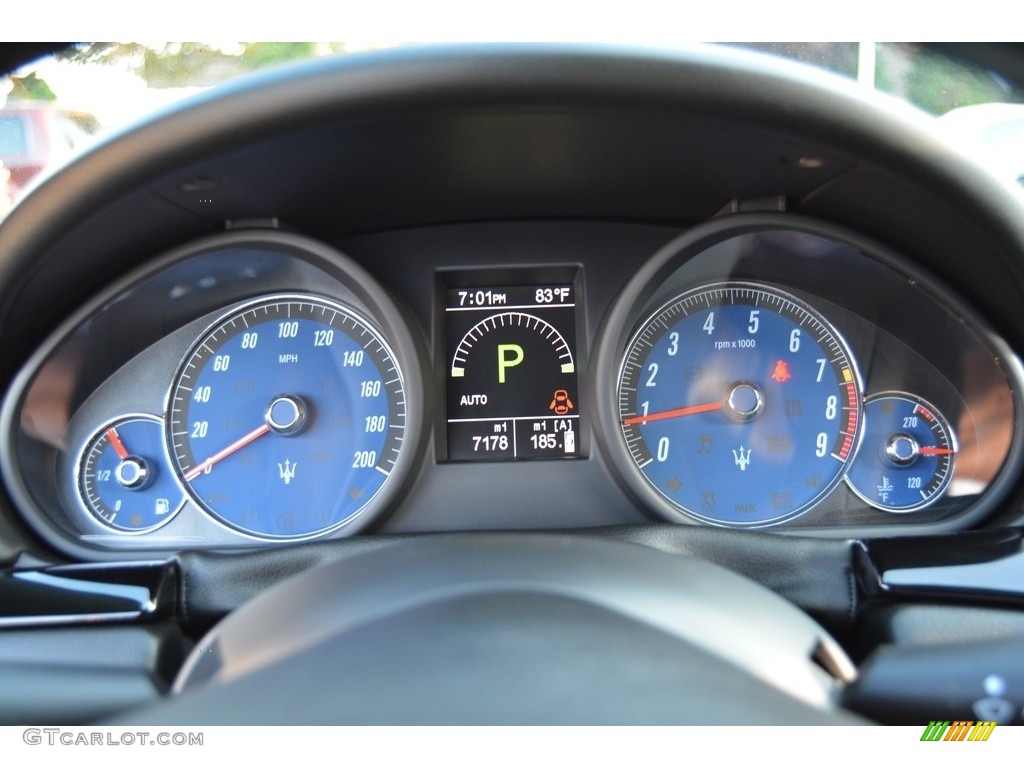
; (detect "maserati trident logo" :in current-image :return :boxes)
[732,445,751,471]
[278,459,297,485]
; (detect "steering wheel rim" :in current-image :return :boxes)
[122,534,865,724]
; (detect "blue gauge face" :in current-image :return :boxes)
[845,393,957,512]
[167,295,406,539]
[78,416,184,532]
[617,282,862,526]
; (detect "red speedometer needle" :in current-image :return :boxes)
[184,423,271,482]
[919,447,955,456]
[622,401,723,426]
[105,427,129,460]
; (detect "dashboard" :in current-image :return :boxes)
[1,215,1021,558]
[3,44,1024,726]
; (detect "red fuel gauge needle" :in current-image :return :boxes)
[105,427,129,459]
[184,423,271,482]
[622,401,723,426]
[919,447,955,456]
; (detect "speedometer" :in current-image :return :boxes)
[616,281,862,527]
[167,294,407,539]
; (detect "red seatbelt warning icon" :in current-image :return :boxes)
[549,389,574,415]
[770,360,792,383]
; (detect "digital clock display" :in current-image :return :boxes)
[445,282,581,461]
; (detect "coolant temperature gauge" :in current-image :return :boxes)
[77,416,185,532]
[845,393,957,512]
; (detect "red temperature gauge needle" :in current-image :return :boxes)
[184,423,271,482]
[919,447,955,456]
[105,427,129,459]
[622,401,723,426]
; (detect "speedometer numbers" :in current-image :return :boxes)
[617,282,863,527]
[167,295,406,539]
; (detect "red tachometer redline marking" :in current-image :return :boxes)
[919,447,955,456]
[838,434,853,459]
[844,382,859,437]
[105,427,129,460]
[622,401,723,426]
[184,422,272,482]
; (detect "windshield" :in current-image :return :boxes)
[2,42,1023,220]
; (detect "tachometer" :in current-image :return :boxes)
[616,281,862,527]
[167,294,407,539]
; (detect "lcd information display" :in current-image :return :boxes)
[445,283,580,461]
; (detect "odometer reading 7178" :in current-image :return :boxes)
[445,282,581,461]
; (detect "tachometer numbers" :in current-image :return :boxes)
[845,392,957,512]
[77,416,185,532]
[616,281,863,527]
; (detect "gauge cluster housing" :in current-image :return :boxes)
[2,212,1021,559]
[0,45,1023,563]
[0,230,428,558]
[593,214,1023,536]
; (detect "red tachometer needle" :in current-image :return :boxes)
[919,447,955,456]
[184,423,272,482]
[622,401,723,426]
[105,427,129,460]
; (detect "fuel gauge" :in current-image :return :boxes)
[845,392,957,513]
[77,416,185,532]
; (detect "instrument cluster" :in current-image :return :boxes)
[1,214,1020,558]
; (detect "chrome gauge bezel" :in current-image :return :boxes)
[844,391,959,514]
[0,230,426,559]
[74,413,186,535]
[614,280,865,528]
[165,292,410,541]
[592,213,1024,535]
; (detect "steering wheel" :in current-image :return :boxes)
[122,533,862,725]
